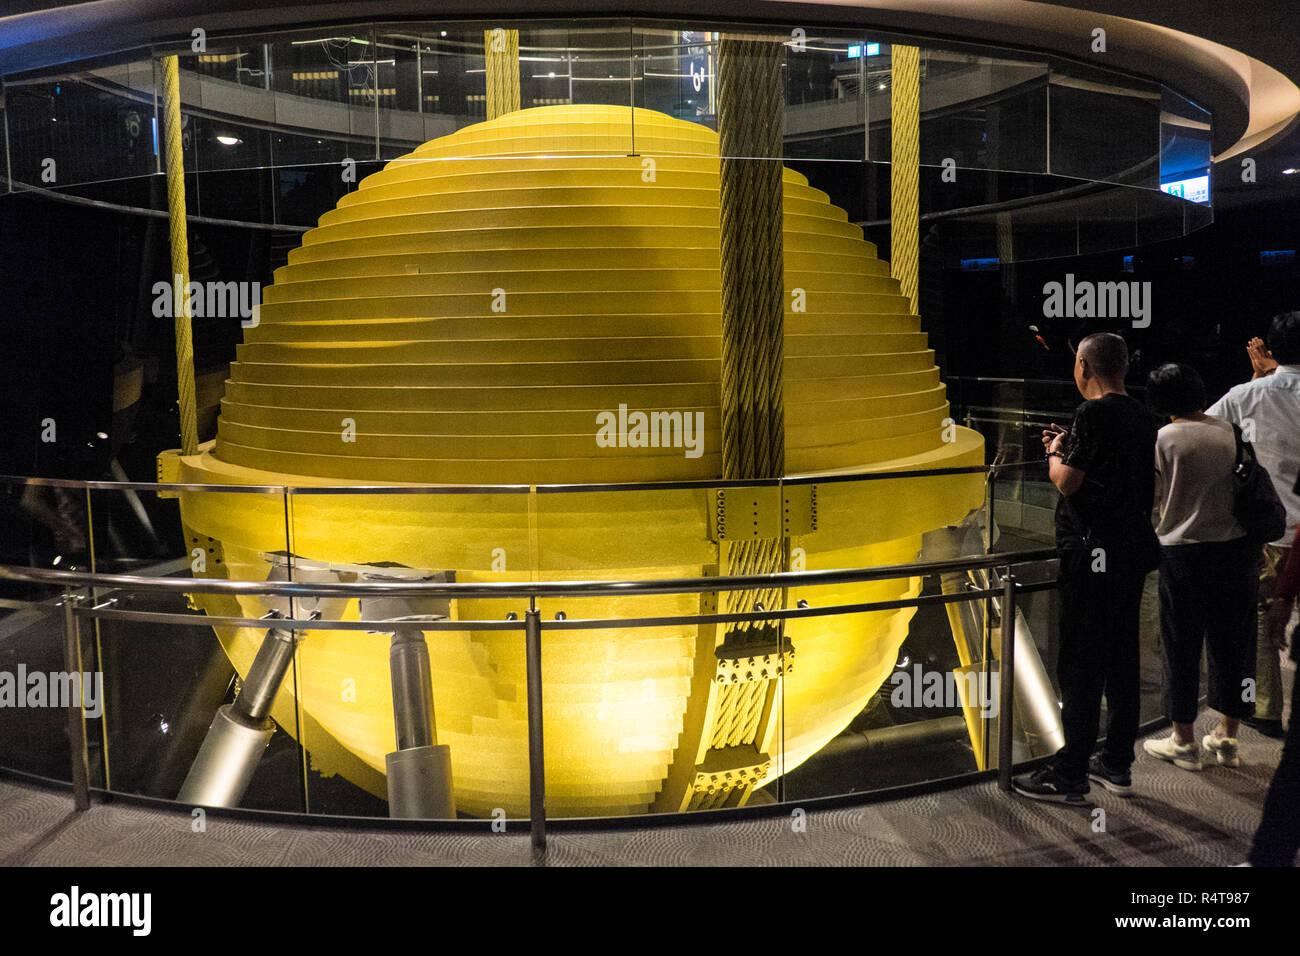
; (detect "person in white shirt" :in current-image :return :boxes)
[1206,311,1300,738]
[1144,363,1256,771]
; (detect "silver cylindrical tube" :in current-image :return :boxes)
[61,592,91,812]
[176,704,274,807]
[1012,606,1066,757]
[386,744,455,819]
[524,607,546,853]
[234,626,296,722]
[997,572,1017,791]
[389,627,436,751]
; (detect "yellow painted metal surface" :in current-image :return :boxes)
[171,105,984,816]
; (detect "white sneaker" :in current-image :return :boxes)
[1144,734,1203,770]
[1203,733,1241,767]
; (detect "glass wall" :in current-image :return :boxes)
[2,17,1211,242]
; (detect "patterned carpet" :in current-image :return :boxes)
[0,720,1286,867]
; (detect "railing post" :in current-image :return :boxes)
[60,590,92,811]
[524,600,546,857]
[997,570,1017,791]
[985,464,997,554]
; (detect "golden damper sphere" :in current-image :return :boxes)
[163,105,984,816]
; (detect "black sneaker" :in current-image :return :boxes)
[1012,765,1090,804]
[1087,754,1133,797]
[1243,717,1286,739]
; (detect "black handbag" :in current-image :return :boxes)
[1231,424,1288,545]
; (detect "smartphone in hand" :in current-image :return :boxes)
[1042,422,1067,453]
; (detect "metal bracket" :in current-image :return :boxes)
[707,484,817,541]
[156,449,183,498]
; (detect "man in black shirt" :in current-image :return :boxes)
[1014,332,1159,803]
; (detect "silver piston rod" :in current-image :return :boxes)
[177,611,301,808]
[383,625,455,819]
[359,572,457,821]
[390,627,437,751]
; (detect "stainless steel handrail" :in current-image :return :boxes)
[5,546,1058,853]
[0,462,1006,496]
[51,579,1018,634]
[2,463,1061,846]
[0,549,1057,599]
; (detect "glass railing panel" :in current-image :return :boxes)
[187,112,274,181]
[89,484,288,579]
[779,586,1010,803]
[0,475,88,784]
[987,459,1179,738]
[1,473,1184,820]
[772,466,990,805]
[534,480,715,818]
[0,587,87,783]
[86,486,303,809]
[267,158,381,228]
[88,590,299,812]
[0,477,93,575]
[85,483,182,579]
[293,616,526,822]
[286,486,532,820]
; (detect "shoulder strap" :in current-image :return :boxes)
[1230,422,1246,473]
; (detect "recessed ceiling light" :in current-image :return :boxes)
[216,135,243,146]
[1284,167,1299,175]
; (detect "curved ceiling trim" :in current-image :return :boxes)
[2,0,1297,157]
[772,0,1298,159]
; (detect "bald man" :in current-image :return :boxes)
[1014,332,1159,803]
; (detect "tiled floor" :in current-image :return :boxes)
[0,722,1286,866]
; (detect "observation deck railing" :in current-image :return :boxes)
[0,461,1073,858]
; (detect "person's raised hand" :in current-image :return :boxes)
[1248,336,1278,379]
[1042,423,1066,456]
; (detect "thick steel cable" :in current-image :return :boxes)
[712,36,788,755]
[717,34,786,622]
[484,29,521,120]
[717,35,784,482]
[890,45,921,317]
[161,54,199,456]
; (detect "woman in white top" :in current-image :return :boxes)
[1143,363,1259,771]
